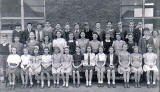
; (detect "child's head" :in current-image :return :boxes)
[65,24,70,30]
[54,47,60,54]
[118,21,122,28]
[129,21,134,28]
[80,31,85,38]
[116,33,121,40]
[15,25,21,31]
[27,23,32,29]
[75,46,81,53]
[45,21,50,27]
[92,32,98,40]
[128,33,133,41]
[11,47,17,54]
[56,31,62,38]
[37,24,42,29]
[109,46,114,54]
[64,46,70,54]
[55,24,61,29]
[34,46,39,55]
[44,47,49,54]
[14,36,20,42]
[29,32,35,40]
[68,32,74,40]
[107,22,112,28]
[23,48,29,54]
[95,22,101,28]
[143,28,150,36]
[133,46,139,53]
[122,44,128,51]
[105,32,110,40]
[44,35,50,42]
[152,30,159,37]
[98,46,104,53]
[147,45,153,53]
[87,46,92,53]
[1,34,8,42]
[74,23,80,30]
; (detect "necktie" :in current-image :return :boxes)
[88,53,90,65]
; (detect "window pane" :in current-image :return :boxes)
[24,0,44,6]
[1,0,21,17]
[122,0,143,5]
[1,19,21,30]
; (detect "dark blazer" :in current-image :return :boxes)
[106,53,119,67]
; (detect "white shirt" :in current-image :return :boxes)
[83,53,96,66]
[41,55,52,68]
[7,54,21,67]
[52,38,67,53]
[21,54,31,69]
[96,53,106,62]
[143,53,157,65]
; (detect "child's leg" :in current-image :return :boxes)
[73,71,76,85]
[25,72,29,86]
[62,73,65,86]
[137,71,141,83]
[57,73,60,85]
[89,69,93,86]
[8,73,12,86]
[111,70,115,84]
[46,73,50,87]
[53,73,56,85]
[146,71,150,85]
[76,71,80,85]
[134,71,138,83]
[41,72,44,87]
[21,71,25,85]
[85,70,89,86]
[36,74,40,86]
[126,71,130,83]
[107,70,111,84]
[97,70,100,84]
[153,71,158,85]
[12,73,16,87]
[29,73,33,86]
[123,72,127,83]
[66,73,69,87]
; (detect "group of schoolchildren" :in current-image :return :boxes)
[0,21,159,89]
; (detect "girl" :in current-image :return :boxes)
[29,46,41,87]
[41,47,52,88]
[74,23,81,40]
[112,33,126,55]
[130,46,143,88]
[43,21,53,40]
[72,46,84,87]
[67,32,76,55]
[76,31,89,54]
[95,47,106,87]
[52,47,62,88]
[64,23,71,41]
[89,32,102,54]
[20,48,31,88]
[83,46,96,87]
[7,47,21,89]
[106,22,115,40]
[143,46,158,88]
[127,33,136,53]
[102,32,113,54]
[26,32,39,55]
[94,22,103,41]
[52,31,67,54]
[61,47,73,87]
[41,35,53,53]
[118,44,130,88]
[106,46,118,88]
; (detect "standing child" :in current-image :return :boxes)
[29,47,41,87]
[130,46,143,88]
[95,47,106,87]
[61,47,73,87]
[20,48,31,88]
[67,32,76,55]
[7,47,21,89]
[41,47,52,88]
[72,46,84,87]
[52,47,62,87]
[106,46,119,88]
[143,46,158,88]
[118,44,131,88]
[83,46,96,87]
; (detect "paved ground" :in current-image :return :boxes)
[0,82,159,92]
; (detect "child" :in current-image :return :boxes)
[67,32,76,55]
[72,46,84,87]
[74,23,81,40]
[41,35,53,54]
[64,23,71,41]
[29,46,41,87]
[83,46,96,87]
[52,31,67,54]
[89,32,102,54]
[94,22,103,41]
[106,46,118,88]
[95,47,106,87]
[106,22,115,40]
[52,47,62,87]
[20,48,31,88]
[76,31,89,54]
[10,36,23,55]
[127,33,136,53]
[61,47,73,87]
[0,34,10,82]
[43,21,53,40]
[143,46,158,88]
[130,46,143,88]
[7,47,21,89]
[112,33,126,55]
[41,47,52,88]
[118,44,130,88]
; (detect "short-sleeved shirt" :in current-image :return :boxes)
[21,54,31,69]
[7,54,21,67]
[41,55,52,68]
[143,53,157,65]
[73,53,84,66]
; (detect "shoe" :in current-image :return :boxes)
[29,84,33,88]
[137,82,141,88]
[127,83,130,88]
[12,85,15,90]
[113,84,116,88]
[108,84,111,88]
[24,84,27,88]
[147,84,151,88]
[66,83,69,88]
[86,81,89,87]
[76,84,80,88]
[73,84,76,87]
[89,82,92,87]
[56,84,60,88]
[63,83,65,87]
[124,83,127,88]
[41,85,44,89]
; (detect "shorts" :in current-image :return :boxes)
[118,65,130,74]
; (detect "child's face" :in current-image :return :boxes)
[75,24,79,30]
[37,24,42,29]
[99,47,103,53]
[44,36,49,41]
[87,47,91,53]
[69,33,74,40]
[44,48,49,54]
[12,48,17,54]
[105,34,110,39]
[107,22,112,28]
[23,49,28,54]
[134,47,139,53]
[128,35,133,41]
[109,47,114,53]
[129,22,134,28]
[64,48,69,54]
[56,24,61,29]
[118,22,122,28]
[122,45,128,51]
[80,32,85,38]
[76,47,80,53]
[34,49,39,54]
[148,47,153,52]
[144,30,150,36]
[29,33,35,39]
[14,37,20,42]
[56,31,61,38]
[92,34,98,40]
[27,24,32,29]
[54,48,60,54]
[116,35,121,40]
[65,25,70,30]
[96,23,101,28]
[153,31,158,37]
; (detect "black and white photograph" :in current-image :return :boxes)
[0,0,159,92]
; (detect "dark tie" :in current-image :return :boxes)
[88,53,90,65]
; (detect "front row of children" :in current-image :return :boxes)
[6,44,159,89]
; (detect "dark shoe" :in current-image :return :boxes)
[113,84,116,88]
[73,84,76,87]
[127,83,130,88]
[101,83,104,87]
[108,84,111,88]
[29,84,33,88]
[76,84,80,88]
[97,83,100,87]
[12,85,15,90]
[147,84,151,88]
[124,83,127,88]
[137,82,141,88]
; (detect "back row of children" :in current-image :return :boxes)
[0,21,159,89]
